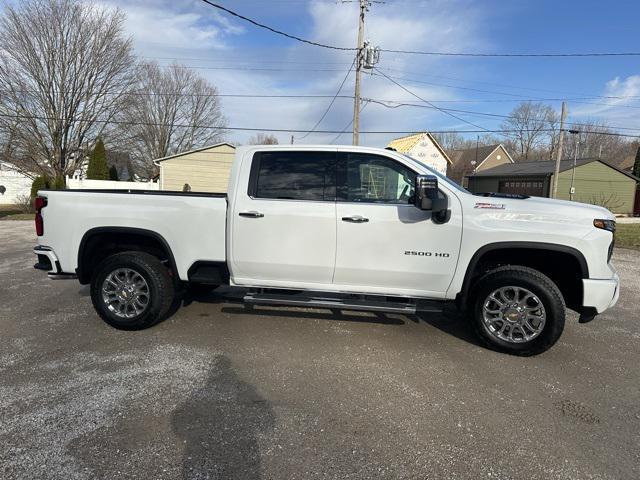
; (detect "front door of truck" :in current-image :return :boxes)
[333,152,462,297]
[230,150,337,288]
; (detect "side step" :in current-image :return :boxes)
[243,292,443,315]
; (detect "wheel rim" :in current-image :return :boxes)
[101,268,150,319]
[482,286,546,344]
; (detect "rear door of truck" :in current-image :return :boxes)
[229,149,337,287]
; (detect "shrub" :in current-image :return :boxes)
[30,176,50,199]
[109,165,119,181]
[15,193,34,213]
[52,175,65,190]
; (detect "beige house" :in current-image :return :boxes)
[386,132,452,175]
[448,144,513,186]
[155,143,236,192]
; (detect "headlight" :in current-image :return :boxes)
[593,219,616,232]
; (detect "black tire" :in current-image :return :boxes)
[470,266,566,356]
[90,251,175,330]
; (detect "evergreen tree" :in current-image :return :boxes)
[52,175,65,190]
[30,176,50,199]
[633,146,640,178]
[109,165,119,181]
[86,138,109,180]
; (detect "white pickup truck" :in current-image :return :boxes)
[32,145,619,355]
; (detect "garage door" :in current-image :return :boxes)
[499,179,544,196]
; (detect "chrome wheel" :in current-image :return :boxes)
[101,268,150,319]
[482,286,546,343]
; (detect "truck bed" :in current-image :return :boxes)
[36,189,228,280]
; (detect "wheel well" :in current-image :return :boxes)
[461,246,586,312]
[77,228,175,284]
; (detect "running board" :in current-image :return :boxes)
[243,292,443,315]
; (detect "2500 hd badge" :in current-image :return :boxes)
[404,251,451,257]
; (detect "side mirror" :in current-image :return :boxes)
[415,175,449,222]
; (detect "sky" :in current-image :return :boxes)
[96,0,640,146]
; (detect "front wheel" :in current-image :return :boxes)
[470,266,566,356]
[90,251,175,330]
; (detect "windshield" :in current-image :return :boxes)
[402,154,470,194]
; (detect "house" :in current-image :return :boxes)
[447,144,513,186]
[466,158,639,214]
[0,162,32,205]
[155,143,236,192]
[386,132,452,175]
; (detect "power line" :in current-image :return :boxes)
[1,112,638,137]
[372,66,491,132]
[378,66,640,100]
[380,49,640,57]
[364,98,640,132]
[198,0,355,51]
[198,1,640,58]
[4,84,639,111]
[369,71,640,111]
[330,100,370,144]
[297,57,356,140]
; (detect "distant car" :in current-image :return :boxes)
[32,145,619,356]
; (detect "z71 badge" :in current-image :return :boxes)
[404,251,450,257]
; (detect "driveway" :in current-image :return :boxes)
[1,221,638,479]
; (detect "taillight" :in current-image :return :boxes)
[34,196,47,236]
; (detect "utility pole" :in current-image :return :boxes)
[352,0,367,146]
[551,101,567,199]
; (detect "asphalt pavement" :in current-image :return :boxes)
[1,221,639,480]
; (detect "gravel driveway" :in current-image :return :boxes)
[1,221,639,479]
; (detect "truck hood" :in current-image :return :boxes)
[470,194,615,225]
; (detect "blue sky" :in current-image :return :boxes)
[99,0,640,146]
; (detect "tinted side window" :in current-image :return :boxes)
[339,153,416,204]
[253,151,336,201]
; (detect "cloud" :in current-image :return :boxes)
[97,0,492,145]
[98,0,244,51]
[571,75,640,128]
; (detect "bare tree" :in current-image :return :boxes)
[0,0,135,179]
[563,118,629,161]
[432,132,466,152]
[121,63,227,179]
[248,133,279,145]
[501,102,558,161]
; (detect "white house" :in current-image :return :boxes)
[386,132,452,176]
[0,162,32,205]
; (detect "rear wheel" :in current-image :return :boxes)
[90,251,175,330]
[470,266,565,356]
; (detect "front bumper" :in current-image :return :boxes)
[33,246,77,279]
[582,272,620,314]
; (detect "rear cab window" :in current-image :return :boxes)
[249,151,336,201]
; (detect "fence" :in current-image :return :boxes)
[66,178,159,190]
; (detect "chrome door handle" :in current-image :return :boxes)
[239,211,264,218]
[341,215,369,223]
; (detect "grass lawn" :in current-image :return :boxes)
[1,213,34,220]
[616,224,640,251]
[0,206,32,221]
